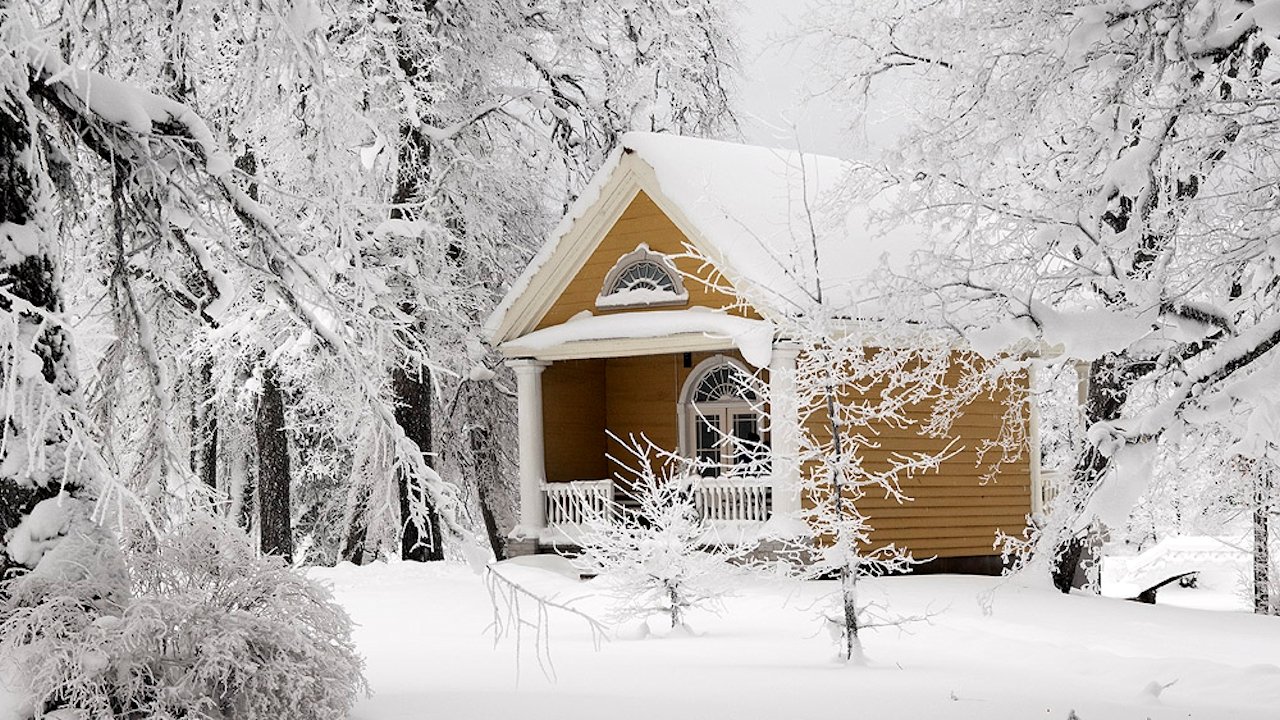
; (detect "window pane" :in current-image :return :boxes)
[695,415,721,477]
[731,413,765,473]
[693,364,757,403]
[613,261,676,293]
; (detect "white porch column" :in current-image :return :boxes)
[508,358,550,539]
[765,341,807,538]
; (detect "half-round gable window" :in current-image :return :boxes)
[613,260,678,294]
[596,243,689,310]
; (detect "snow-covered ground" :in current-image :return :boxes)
[1101,536,1254,612]
[314,559,1280,720]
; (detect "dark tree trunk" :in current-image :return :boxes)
[381,5,449,563]
[341,487,370,565]
[236,448,256,532]
[394,366,443,561]
[468,423,506,560]
[1051,353,1142,593]
[256,366,292,562]
[191,359,218,490]
[230,146,264,537]
[164,9,218,497]
[1255,459,1274,615]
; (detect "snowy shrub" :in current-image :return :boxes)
[569,439,749,632]
[0,514,365,719]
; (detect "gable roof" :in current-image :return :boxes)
[483,133,926,346]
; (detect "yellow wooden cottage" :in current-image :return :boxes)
[484,133,1036,574]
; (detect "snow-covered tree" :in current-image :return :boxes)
[1,0,743,707]
[3,0,741,570]
[0,3,410,713]
[567,438,749,633]
[1,514,364,719]
[357,0,741,560]
[807,0,1280,593]
[788,326,963,663]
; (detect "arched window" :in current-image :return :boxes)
[680,357,768,478]
[596,243,688,309]
[613,260,678,294]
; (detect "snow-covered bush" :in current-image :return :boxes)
[0,514,365,720]
[568,439,749,632]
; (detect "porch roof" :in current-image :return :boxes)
[499,307,776,366]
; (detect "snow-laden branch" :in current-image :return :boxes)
[14,22,473,549]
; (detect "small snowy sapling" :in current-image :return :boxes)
[567,436,753,633]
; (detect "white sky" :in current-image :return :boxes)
[730,0,911,159]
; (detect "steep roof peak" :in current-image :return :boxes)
[485,134,925,345]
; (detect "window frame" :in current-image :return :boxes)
[595,243,689,310]
[678,355,769,478]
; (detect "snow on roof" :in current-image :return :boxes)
[484,133,927,345]
[619,133,925,316]
[503,308,775,368]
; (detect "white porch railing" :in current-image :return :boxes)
[543,479,613,527]
[693,476,771,523]
[1036,468,1068,516]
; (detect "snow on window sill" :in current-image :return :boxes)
[594,287,689,310]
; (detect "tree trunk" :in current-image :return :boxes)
[1255,459,1273,615]
[229,146,265,539]
[191,359,218,490]
[839,563,863,664]
[341,481,371,565]
[469,425,506,561]
[1052,353,1140,593]
[256,366,292,562]
[394,365,443,561]
[230,445,254,531]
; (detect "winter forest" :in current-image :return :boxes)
[1,0,1279,718]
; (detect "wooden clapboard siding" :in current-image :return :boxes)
[543,350,1028,558]
[542,359,608,482]
[604,352,681,454]
[534,191,752,330]
[801,355,1031,558]
[602,351,753,474]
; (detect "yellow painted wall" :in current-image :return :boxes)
[541,351,747,481]
[542,349,1030,558]
[534,191,750,330]
[801,357,1031,558]
[542,359,608,482]
[602,351,748,476]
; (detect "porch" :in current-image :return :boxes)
[538,476,775,547]
[506,344,806,549]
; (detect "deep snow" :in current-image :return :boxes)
[313,559,1280,720]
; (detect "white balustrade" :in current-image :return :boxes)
[693,476,772,523]
[543,479,614,528]
[1038,468,1068,515]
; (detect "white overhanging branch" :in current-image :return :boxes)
[18,30,471,546]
